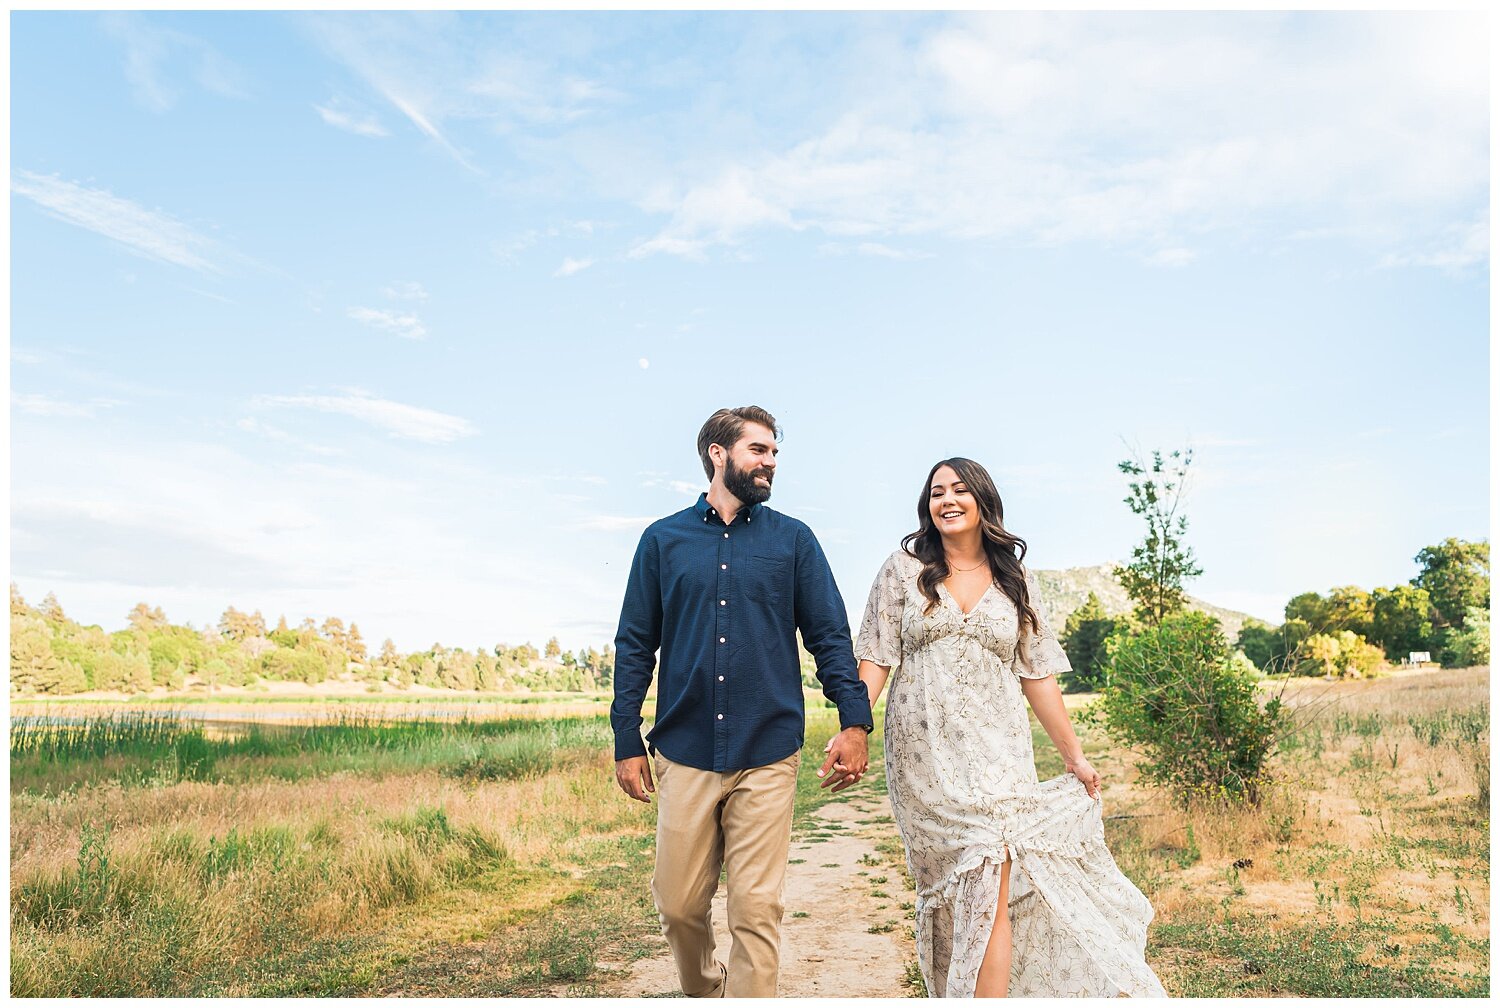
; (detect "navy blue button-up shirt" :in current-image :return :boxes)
[611,493,874,772]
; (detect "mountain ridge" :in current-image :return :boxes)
[1031,563,1261,641]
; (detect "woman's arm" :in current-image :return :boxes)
[1019,674,1101,798]
[858,658,892,708]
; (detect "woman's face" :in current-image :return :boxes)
[928,464,980,539]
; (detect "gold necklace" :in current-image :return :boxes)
[947,557,988,573]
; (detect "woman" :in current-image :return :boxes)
[850,457,1166,998]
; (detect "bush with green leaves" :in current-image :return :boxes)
[1439,607,1490,668]
[1088,610,1286,805]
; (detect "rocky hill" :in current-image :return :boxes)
[1032,563,1262,642]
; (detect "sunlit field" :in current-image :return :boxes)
[10,670,1488,996]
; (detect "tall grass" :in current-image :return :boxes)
[11,709,612,793]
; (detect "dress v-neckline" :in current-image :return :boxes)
[940,579,993,617]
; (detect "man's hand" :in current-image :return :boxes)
[615,755,655,802]
[818,727,870,792]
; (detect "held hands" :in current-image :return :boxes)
[818,727,870,792]
[1065,755,1102,799]
[615,755,655,802]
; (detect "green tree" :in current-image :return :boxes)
[1059,592,1115,693]
[1115,448,1203,627]
[544,636,562,660]
[1236,620,1280,671]
[39,591,66,622]
[1324,586,1374,640]
[1304,630,1385,678]
[1370,585,1434,660]
[127,602,168,632]
[1413,538,1490,630]
[347,622,368,661]
[1088,610,1285,805]
[1284,592,1330,629]
[1438,606,1490,668]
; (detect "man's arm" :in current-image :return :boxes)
[611,530,661,800]
[792,525,874,788]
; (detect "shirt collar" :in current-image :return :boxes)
[694,492,761,525]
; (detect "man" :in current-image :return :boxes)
[611,405,874,998]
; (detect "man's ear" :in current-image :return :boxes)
[709,443,725,473]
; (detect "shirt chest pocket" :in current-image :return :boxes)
[741,553,794,609]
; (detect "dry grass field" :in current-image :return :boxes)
[9,668,1489,996]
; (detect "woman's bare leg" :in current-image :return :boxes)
[973,858,1013,997]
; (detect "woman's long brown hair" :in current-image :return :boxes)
[900,457,1040,635]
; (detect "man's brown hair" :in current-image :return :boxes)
[696,406,781,481]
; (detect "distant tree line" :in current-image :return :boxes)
[9,586,615,697]
[1067,445,1488,808]
[1060,536,1489,691]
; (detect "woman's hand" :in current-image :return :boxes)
[1065,756,1102,799]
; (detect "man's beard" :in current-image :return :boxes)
[723,454,773,505]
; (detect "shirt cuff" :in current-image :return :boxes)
[836,697,875,733]
[613,728,648,761]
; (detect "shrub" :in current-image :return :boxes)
[1438,607,1490,668]
[1088,610,1286,805]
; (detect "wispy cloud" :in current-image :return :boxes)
[348,306,427,340]
[12,170,225,273]
[236,417,340,457]
[14,393,123,418]
[100,12,250,113]
[552,256,594,278]
[1145,247,1197,268]
[820,241,933,260]
[314,97,389,138]
[633,14,1486,269]
[303,14,483,173]
[382,280,428,300]
[253,389,476,443]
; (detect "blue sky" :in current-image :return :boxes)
[9,11,1489,652]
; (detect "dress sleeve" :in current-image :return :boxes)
[854,551,905,668]
[1013,566,1072,680]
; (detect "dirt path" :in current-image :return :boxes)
[603,786,918,998]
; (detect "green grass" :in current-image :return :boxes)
[1152,914,1489,997]
[11,710,612,793]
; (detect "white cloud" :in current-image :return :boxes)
[303,13,488,173]
[382,280,428,300]
[314,99,390,138]
[100,12,250,113]
[553,256,595,278]
[12,170,226,274]
[13,394,121,418]
[236,417,340,457]
[1146,247,1197,268]
[348,306,427,340]
[254,390,476,443]
[634,13,1486,268]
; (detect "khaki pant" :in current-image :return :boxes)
[651,750,800,998]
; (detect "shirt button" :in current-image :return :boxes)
[718,675,725,681]
[716,713,724,720]
[721,564,727,570]
[723,532,729,538]
[720,599,726,606]
[719,637,726,643]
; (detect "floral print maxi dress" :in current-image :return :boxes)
[855,549,1167,998]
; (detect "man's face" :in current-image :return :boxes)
[718,422,778,505]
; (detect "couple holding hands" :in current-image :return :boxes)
[611,406,1166,999]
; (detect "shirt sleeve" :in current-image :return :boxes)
[1013,565,1072,680]
[854,550,905,669]
[610,529,661,760]
[793,525,875,731]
